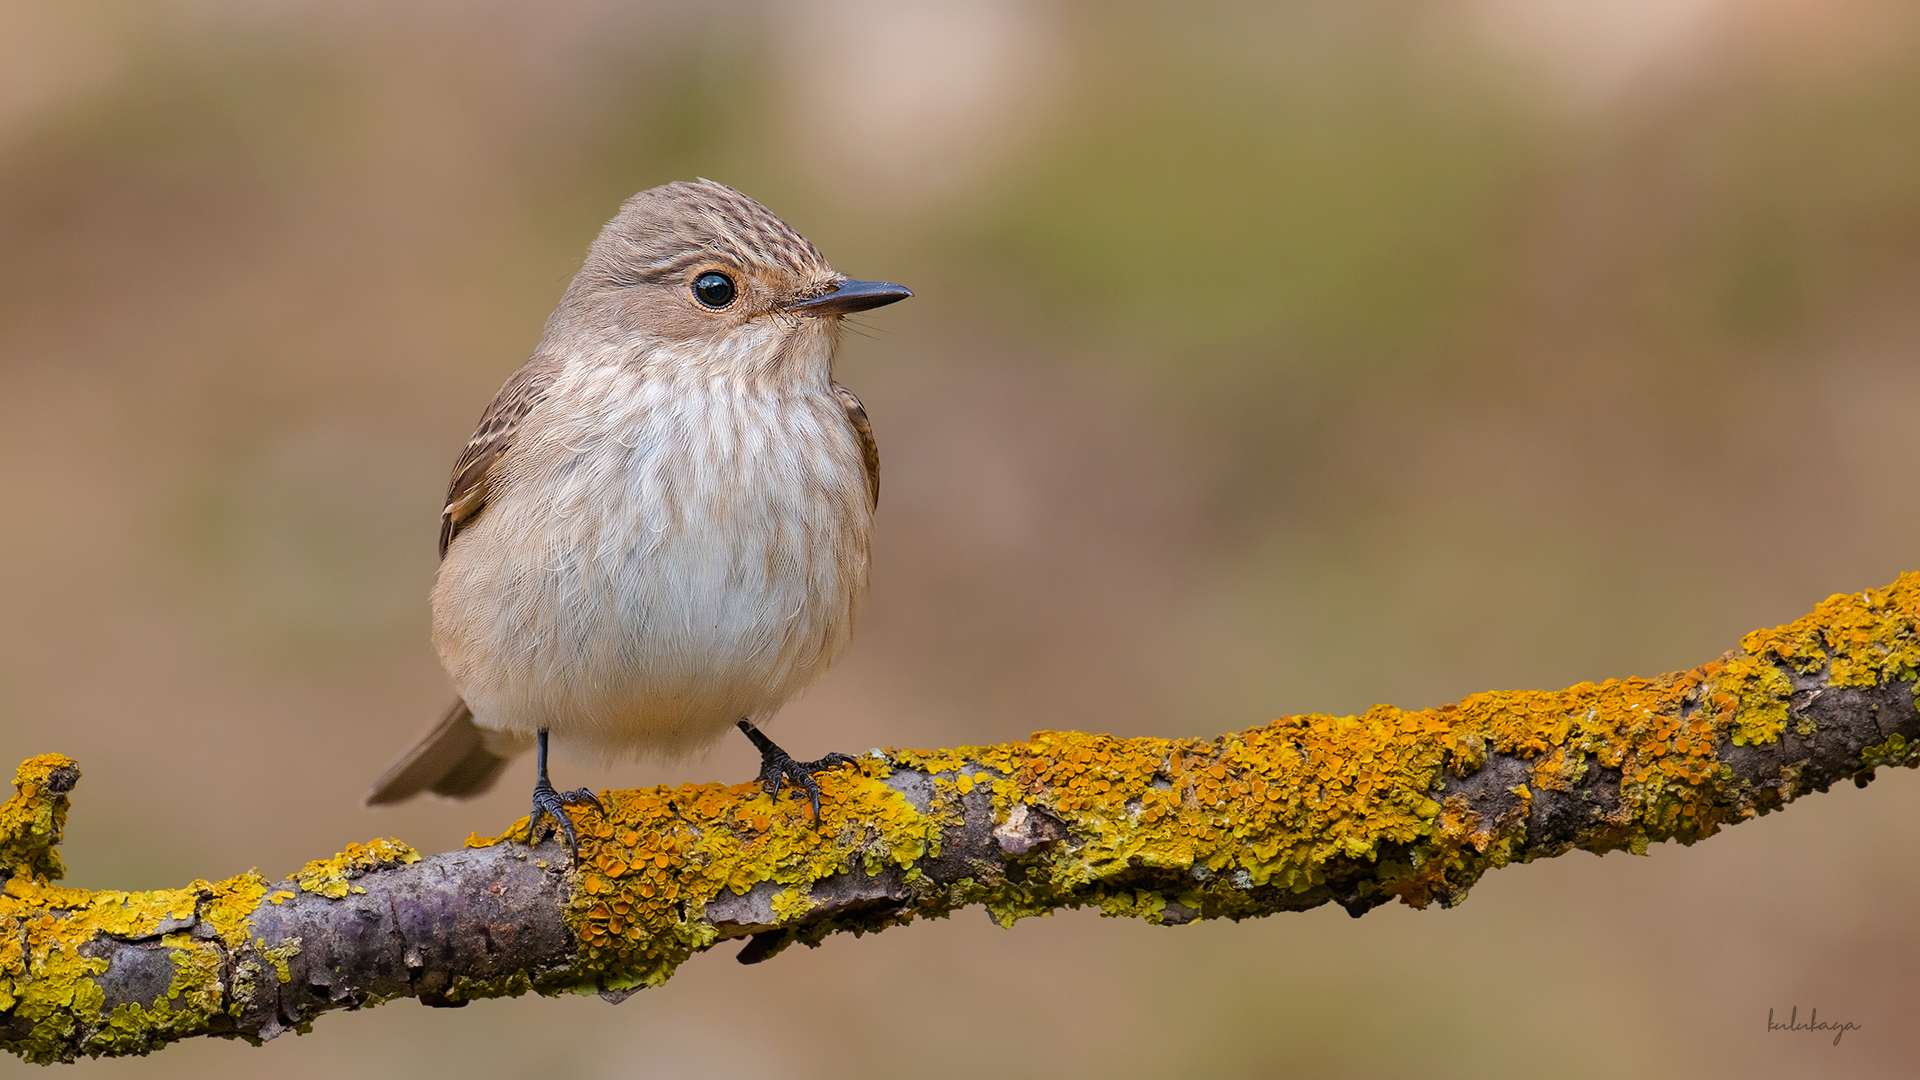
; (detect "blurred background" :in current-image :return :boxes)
[1,0,1917,1076]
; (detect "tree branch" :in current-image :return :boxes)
[4,576,1919,1062]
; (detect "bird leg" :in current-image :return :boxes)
[527,728,602,859]
[737,719,856,824]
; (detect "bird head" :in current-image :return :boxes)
[543,179,910,380]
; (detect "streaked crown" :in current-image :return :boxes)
[586,180,831,291]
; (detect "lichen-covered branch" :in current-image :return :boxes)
[5,576,1920,1063]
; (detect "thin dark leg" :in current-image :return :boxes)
[527,728,603,860]
[737,719,856,824]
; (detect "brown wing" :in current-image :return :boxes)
[832,381,879,509]
[439,355,562,558]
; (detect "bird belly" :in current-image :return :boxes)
[431,381,872,761]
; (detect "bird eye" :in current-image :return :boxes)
[692,272,736,308]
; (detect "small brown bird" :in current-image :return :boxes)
[365,180,910,852]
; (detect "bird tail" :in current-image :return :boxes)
[364,699,522,806]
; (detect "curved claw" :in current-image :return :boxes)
[528,782,602,861]
[744,730,857,825]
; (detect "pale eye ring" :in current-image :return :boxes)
[692,272,736,308]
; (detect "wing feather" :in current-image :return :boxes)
[831,381,879,509]
[439,355,562,558]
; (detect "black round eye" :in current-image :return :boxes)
[692,272,736,308]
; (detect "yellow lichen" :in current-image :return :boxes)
[770,886,815,922]
[291,838,422,899]
[0,870,285,1062]
[0,755,79,884]
[257,938,300,985]
[85,931,230,1057]
[1860,733,1918,772]
[0,824,425,1060]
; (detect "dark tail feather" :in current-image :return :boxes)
[365,700,515,806]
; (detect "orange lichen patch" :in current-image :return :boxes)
[517,759,943,996]
[291,839,422,899]
[1742,580,1920,687]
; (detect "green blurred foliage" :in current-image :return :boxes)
[981,15,1538,365]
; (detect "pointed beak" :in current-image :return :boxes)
[782,279,914,316]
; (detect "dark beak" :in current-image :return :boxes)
[782,279,913,316]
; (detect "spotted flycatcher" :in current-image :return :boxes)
[365,180,910,853]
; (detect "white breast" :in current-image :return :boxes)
[430,359,873,761]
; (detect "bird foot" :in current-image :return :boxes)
[737,720,855,824]
[528,779,603,860]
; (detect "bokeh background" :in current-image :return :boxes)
[2,1,1918,1077]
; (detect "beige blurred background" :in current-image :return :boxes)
[2,1,1918,1076]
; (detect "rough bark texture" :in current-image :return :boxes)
[3,575,1918,1063]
